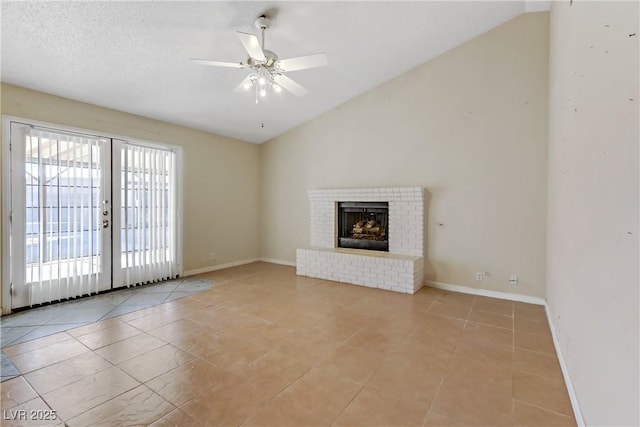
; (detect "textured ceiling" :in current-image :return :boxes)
[1,1,549,143]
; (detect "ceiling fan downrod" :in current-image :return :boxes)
[255,15,270,50]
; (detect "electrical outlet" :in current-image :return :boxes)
[475,271,484,281]
[210,252,216,261]
[509,274,518,286]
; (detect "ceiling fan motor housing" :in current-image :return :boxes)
[255,15,271,30]
[248,50,279,68]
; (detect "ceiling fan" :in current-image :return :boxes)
[191,14,328,103]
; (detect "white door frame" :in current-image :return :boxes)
[2,117,13,314]
[1,115,183,314]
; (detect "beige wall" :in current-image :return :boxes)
[547,2,639,425]
[260,12,550,298]
[0,83,261,309]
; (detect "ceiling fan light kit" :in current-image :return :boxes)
[192,14,328,104]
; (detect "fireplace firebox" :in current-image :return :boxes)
[337,201,389,252]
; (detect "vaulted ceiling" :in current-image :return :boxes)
[1,1,549,143]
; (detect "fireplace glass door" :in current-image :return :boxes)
[337,202,389,252]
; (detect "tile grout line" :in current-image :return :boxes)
[328,379,367,427]
[18,348,117,425]
[23,350,115,397]
[421,376,445,427]
[237,356,316,427]
[512,398,576,419]
[53,368,145,425]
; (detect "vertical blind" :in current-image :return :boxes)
[119,142,179,287]
[24,127,105,305]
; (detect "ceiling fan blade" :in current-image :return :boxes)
[233,75,253,93]
[274,74,308,97]
[278,53,328,72]
[191,58,244,68]
[237,32,266,61]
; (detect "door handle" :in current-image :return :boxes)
[103,219,110,228]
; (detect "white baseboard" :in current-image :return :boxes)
[182,258,261,276]
[259,257,297,267]
[425,280,546,305]
[545,304,586,427]
[182,257,296,277]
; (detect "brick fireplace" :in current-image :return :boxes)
[296,187,425,294]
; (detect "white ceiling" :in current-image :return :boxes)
[1,1,549,144]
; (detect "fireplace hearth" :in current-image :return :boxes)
[337,201,389,252]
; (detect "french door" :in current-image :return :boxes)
[7,121,180,310]
[112,140,180,289]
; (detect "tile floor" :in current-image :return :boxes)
[0,277,213,382]
[0,262,576,426]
